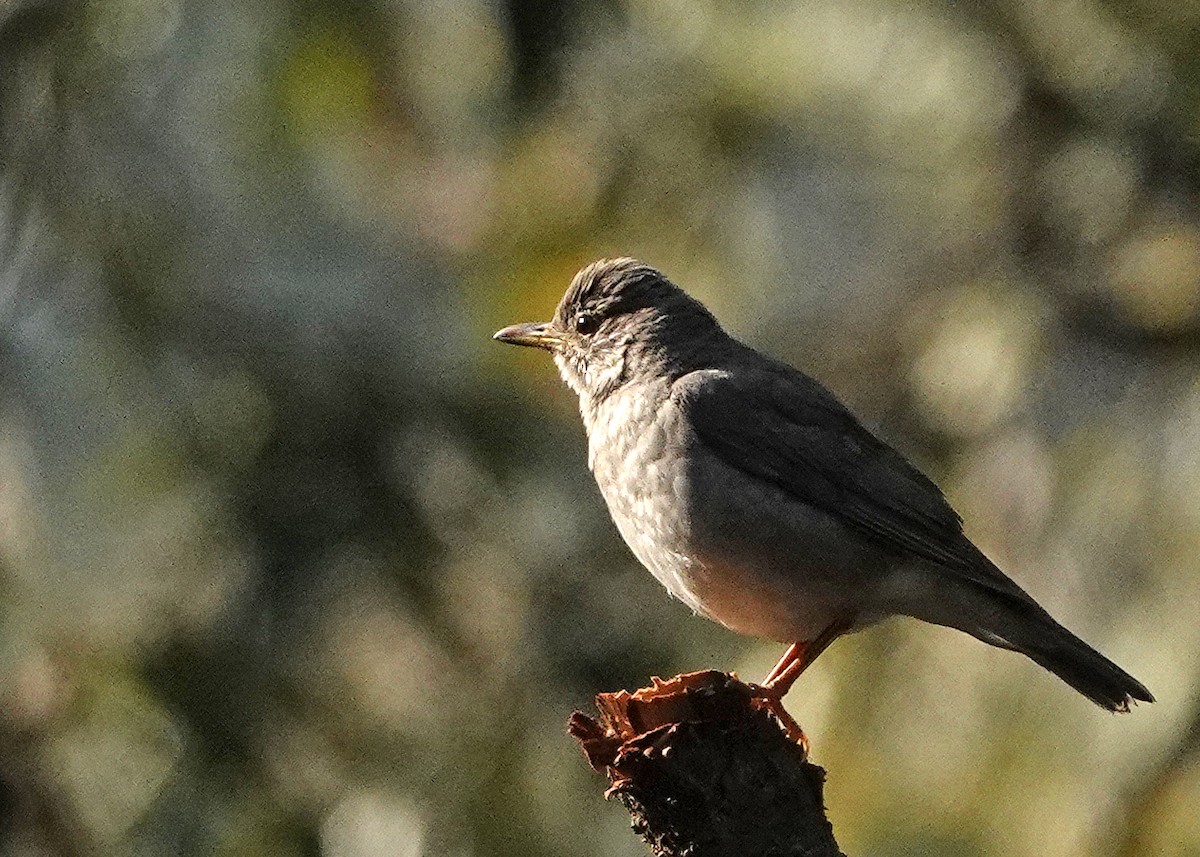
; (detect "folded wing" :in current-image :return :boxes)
[673,366,1034,604]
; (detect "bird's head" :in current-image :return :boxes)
[494,258,721,404]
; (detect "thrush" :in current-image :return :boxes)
[495,258,1152,733]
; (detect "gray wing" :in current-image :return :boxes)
[672,366,1030,601]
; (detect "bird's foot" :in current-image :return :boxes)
[746,682,809,758]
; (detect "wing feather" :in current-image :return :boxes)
[673,367,1030,602]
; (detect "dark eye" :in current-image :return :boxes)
[575,313,598,335]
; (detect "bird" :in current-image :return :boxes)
[494,258,1152,736]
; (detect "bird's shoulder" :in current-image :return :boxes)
[670,359,860,433]
[669,357,886,469]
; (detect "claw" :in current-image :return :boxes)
[746,683,809,758]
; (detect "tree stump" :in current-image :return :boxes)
[568,670,845,856]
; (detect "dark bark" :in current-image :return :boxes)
[568,670,845,857]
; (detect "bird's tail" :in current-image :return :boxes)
[904,575,1153,712]
[1010,613,1153,712]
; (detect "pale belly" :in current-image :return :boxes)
[587,385,876,643]
[608,501,861,642]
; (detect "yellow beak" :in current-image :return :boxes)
[492,321,562,350]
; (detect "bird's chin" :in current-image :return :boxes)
[552,353,586,396]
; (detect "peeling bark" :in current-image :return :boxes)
[569,670,844,857]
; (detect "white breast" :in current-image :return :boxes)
[583,383,710,615]
[580,382,873,643]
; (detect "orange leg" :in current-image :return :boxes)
[749,619,851,754]
[763,641,807,687]
[762,620,847,696]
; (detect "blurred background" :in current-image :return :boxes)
[0,0,1197,854]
